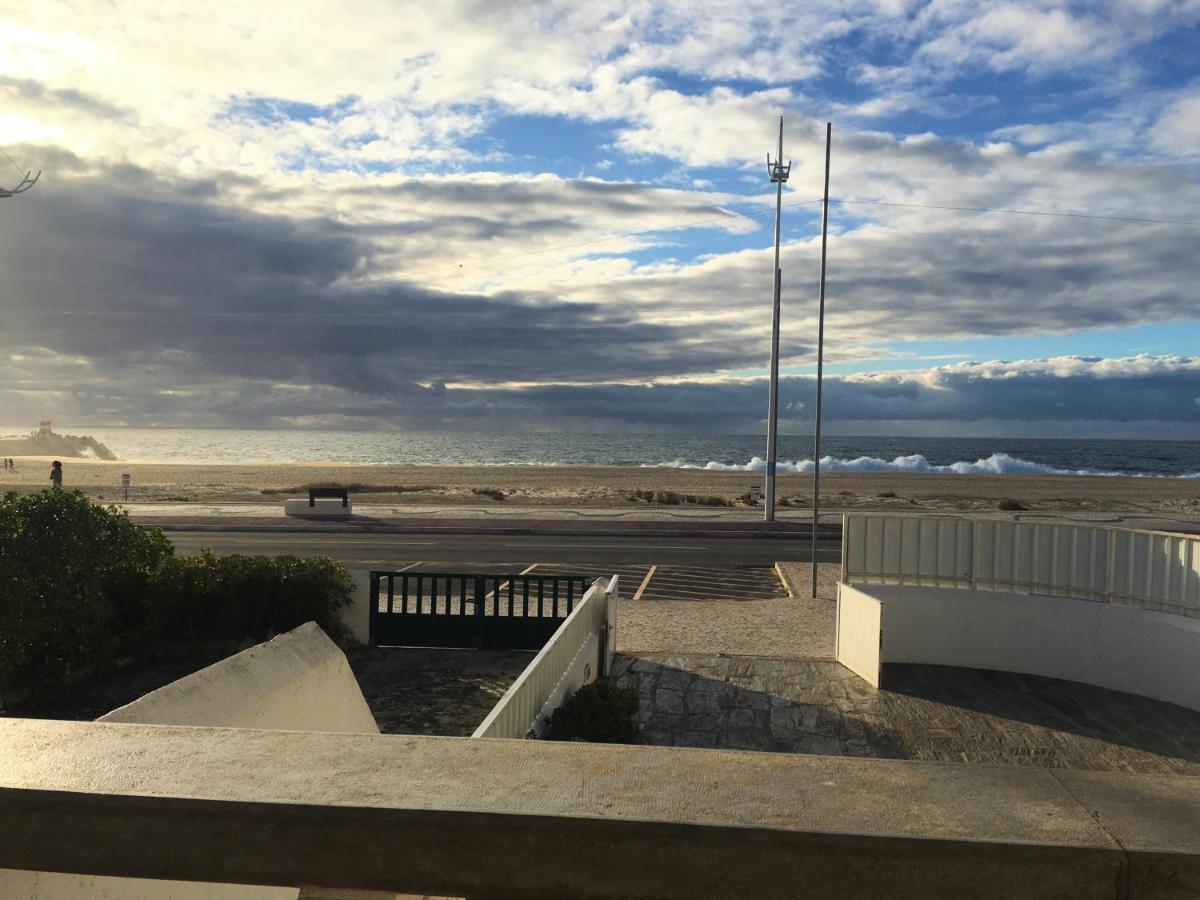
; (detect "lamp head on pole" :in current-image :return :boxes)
[0,170,39,198]
[767,117,790,183]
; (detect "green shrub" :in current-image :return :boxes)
[545,680,640,743]
[471,487,506,501]
[997,498,1028,511]
[0,490,352,695]
[0,490,173,689]
[153,551,352,644]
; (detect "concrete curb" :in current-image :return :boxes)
[774,561,796,598]
[138,520,845,541]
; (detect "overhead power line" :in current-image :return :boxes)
[6,186,1198,319]
[340,194,1200,290]
[344,198,826,287]
[834,198,1200,228]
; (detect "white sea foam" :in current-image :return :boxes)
[654,452,1200,478]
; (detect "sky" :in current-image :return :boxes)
[1,0,1199,438]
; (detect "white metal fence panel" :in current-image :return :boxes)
[472,576,618,740]
[974,521,1110,600]
[842,514,1200,617]
[843,514,972,587]
[835,584,882,687]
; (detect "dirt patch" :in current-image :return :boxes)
[345,646,532,735]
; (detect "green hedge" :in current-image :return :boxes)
[0,490,351,695]
[154,550,351,644]
[545,680,640,743]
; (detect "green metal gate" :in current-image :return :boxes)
[368,571,592,650]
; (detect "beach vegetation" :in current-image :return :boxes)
[876,491,897,498]
[544,680,640,744]
[997,498,1029,511]
[261,482,435,495]
[628,489,730,506]
[471,487,507,501]
[0,489,351,697]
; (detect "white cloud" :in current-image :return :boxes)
[1152,91,1200,158]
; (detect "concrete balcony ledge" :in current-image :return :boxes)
[2,719,1199,898]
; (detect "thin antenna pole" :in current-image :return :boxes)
[764,116,789,522]
[811,122,832,598]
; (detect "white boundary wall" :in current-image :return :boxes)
[474,575,618,739]
[842,514,1200,617]
[837,514,1200,709]
[1,624,380,900]
[835,585,882,686]
[852,583,1200,709]
[101,621,379,733]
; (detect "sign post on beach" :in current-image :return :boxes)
[122,473,130,502]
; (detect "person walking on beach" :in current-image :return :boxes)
[50,460,62,489]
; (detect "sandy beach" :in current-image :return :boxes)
[1,456,1197,519]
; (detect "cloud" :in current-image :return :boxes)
[3,340,1197,436]
[0,163,780,409]
[1152,90,1200,158]
[3,1,1200,436]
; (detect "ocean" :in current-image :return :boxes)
[9,427,1198,478]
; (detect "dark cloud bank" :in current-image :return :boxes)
[1,162,1198,437]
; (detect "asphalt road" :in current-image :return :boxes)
[164,530,840,568]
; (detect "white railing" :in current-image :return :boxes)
[842,514,1200,617]
[473,575,619,740]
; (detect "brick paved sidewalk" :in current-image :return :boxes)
[614,562,840,658]
[616,597,837,658]
[613,655,1200,775]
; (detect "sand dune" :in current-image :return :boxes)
[1,457,1196,518]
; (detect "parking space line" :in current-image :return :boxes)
[502,543,701,550]
[485,563,540,601]
[632,565,657,601]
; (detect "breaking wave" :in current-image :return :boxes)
[653,452,1200,478]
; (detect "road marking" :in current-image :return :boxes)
[396,561,423,572]
[174,538,437,546]
[487,563,539,601]
[502,543,703,550]
[774,561,794,598]
[632,565,657,601]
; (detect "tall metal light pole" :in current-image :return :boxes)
[764,117,790,522]
[810,122,832,598]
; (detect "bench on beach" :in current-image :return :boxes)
[284,486,353,518]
